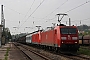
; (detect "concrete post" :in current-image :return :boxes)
[0,25,3,47]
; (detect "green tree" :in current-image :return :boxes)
[5,28,12,43]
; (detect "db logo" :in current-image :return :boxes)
[68,35,71,40]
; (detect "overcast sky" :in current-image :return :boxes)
[0,0,90,35]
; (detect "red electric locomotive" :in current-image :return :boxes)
[57,25,79,52]
[39,24,79,53]
[32,31,41,44]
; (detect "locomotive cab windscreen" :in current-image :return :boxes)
[60,28,77,34]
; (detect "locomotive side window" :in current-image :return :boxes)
[60,28,77,34]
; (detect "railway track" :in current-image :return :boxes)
[14,42,90,60]
[76,54,90,60]
[14,43,51,60]
[59,53,90,60]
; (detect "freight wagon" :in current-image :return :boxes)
[79,35,90,45]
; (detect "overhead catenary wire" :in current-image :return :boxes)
[17,0,36,28]
[20,0,36,22]
[4,6,25,15]
[60,17,90,24]
[19,0,45,28]
[64,0,90,13]
[72,18,90,22]
[63,17,90,26]
[42,0,90,26]
[68,18,90,25]
[43,0,68,19]
[20,0,67,23]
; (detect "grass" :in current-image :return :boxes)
[77,47,90,56]
[4,48,10,60]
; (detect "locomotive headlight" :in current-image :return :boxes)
[72,37,77,40]
[75,42,77,43]
[61,37,66,40]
